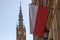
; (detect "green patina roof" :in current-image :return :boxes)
[19,2,23,28]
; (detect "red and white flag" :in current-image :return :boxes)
[29,4,48,37]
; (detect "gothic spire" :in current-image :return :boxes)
[19,2,23,28]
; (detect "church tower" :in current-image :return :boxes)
[16,2,26,40]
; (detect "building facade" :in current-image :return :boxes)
[31,0,60,40]
[16,3,26,40]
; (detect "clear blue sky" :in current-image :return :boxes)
[0,0,33,40]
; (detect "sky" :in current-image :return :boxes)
[0,0,33,40]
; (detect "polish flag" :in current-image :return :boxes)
[29,4,48,37]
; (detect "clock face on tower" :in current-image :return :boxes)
[17,30,25,36]
[18,31,22,35]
